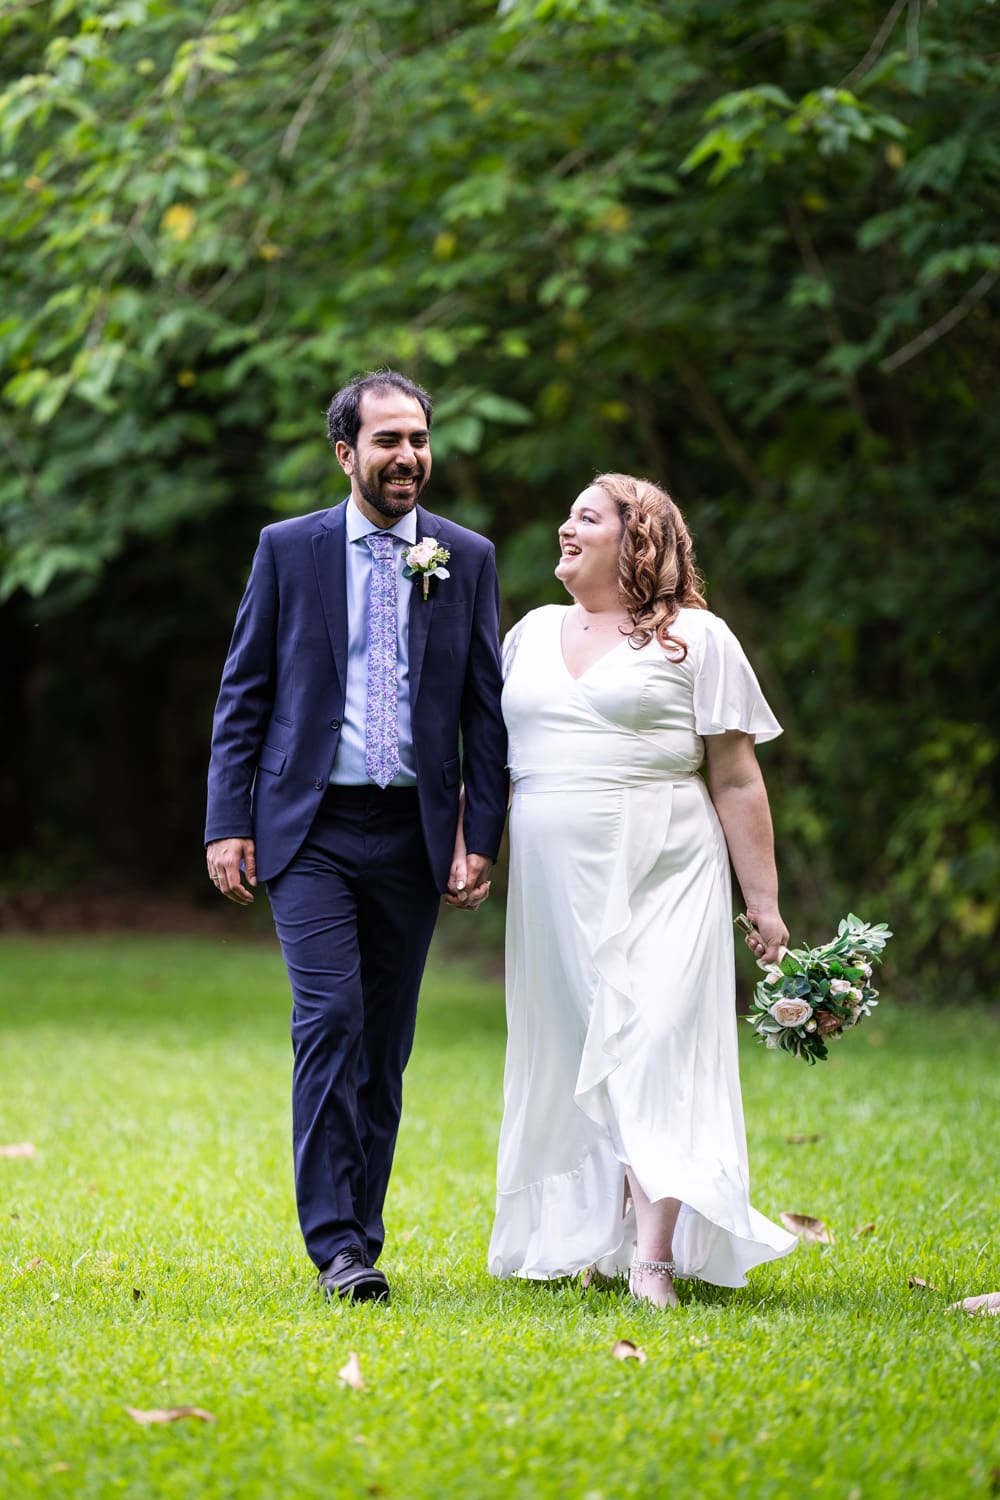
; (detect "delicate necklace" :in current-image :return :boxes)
[578,605,628,633]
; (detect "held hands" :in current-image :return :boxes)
[206,838,257,905]
[740,906,789,966]
[446,790,493,911]
[445,843,494,912]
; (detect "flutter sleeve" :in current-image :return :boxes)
[692,613,783,743]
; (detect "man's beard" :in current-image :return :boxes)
[356,464,426,519]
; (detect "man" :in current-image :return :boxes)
[205,370,508,1304]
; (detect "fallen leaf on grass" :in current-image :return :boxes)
[125,1406,215,1425]
[338,1351,365,1390]
[948,1292,1000,1316]
[785,1133,822,1145]
[50,1464,71,1473]
[131,1288,144,1302]
[780,1213,833,1244]
[907,1275,939,1292]
[611,1339,647,1364]
[852,1223,876,1237]
[0,1143,37,1159]
[26,1256,51,1271]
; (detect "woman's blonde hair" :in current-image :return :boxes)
[592,472,707,658]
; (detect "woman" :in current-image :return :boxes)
[467,473,797,1307]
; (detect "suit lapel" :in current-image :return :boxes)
[407,507,441,713]
[312,503,349,703]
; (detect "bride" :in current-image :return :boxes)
[476,472,797,1307]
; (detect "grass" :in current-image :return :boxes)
[1,932,998,1499]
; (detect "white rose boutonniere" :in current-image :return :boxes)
[403,538,451,599]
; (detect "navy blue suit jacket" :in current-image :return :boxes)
[205,501,509,890]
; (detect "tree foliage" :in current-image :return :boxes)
[1,0,997,989]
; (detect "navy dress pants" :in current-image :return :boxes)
[266,786,441,1269]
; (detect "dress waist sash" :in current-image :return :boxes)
[511,766,698,794]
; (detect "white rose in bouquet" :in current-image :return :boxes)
[769,997,814,1028]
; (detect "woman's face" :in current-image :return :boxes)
[555,485,623,596]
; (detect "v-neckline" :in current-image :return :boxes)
[558,607,630,682]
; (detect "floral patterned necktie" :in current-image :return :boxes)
[364,532,400,789]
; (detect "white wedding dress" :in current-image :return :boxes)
[488,604,798,1287]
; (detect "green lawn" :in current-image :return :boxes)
[1,934,998,1499]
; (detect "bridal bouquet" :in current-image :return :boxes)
[741,913,893,1064]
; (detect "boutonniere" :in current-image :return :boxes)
[403,538,451,600]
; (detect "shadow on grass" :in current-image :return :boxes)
[376,1267,911,1322]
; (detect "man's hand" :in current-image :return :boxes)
[206,838,257,906]
[445,853,494,911]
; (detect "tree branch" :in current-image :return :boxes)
[880,267,999,373]
[784,197,872,436]
[906,0,922,58]
[673,357,770,502]
[280,24,357,161]
[839,0,909,90]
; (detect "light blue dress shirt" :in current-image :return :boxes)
[328,498,419,787]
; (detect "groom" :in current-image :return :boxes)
[205,370,508,1303]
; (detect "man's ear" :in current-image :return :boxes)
[335,440,354,477]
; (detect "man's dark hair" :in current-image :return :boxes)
[326,369,433,450]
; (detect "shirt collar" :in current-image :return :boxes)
[346,496,418,547]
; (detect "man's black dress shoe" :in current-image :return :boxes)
[318,1246,390,1304]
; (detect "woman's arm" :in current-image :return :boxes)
[444,787,493,911]
[704,729,788,964]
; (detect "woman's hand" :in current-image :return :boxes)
[450,853,494,910]
[742,905,789,966]
[445,848,494,910]
[444,789,494,911]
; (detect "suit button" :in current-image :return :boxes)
[313,778,324,790]
[330,719,341,730]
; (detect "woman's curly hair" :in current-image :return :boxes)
[592,472,707,660]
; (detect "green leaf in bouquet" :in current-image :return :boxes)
[791,976,812,998]
[779,950,805,977]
